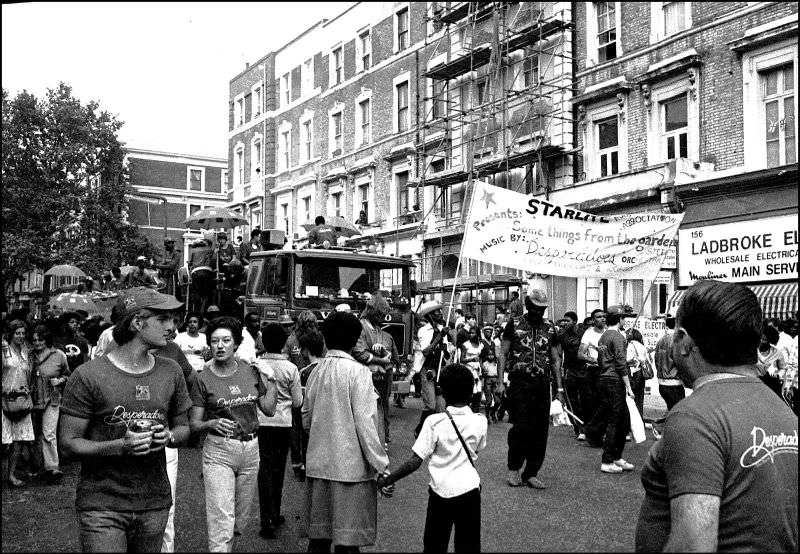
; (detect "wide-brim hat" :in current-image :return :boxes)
[416,300,444,318]
[527,288,548,307]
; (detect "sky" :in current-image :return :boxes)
[2,2,354,159]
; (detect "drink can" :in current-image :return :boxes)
[130,419,154,433]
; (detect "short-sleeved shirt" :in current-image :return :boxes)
[191,360,260,438]
[554,328,585,377]
[60,355,192,512]
[255,353,301,427]
[636,376,798,552]
[579,327,605,365]
[174,332,207,373]
[412,405,487,498]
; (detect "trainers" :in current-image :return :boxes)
[525,476,547,489]
[576,433,587,441]
[614,459,635,471]
[507,469,523,487]
[601,463,623,473]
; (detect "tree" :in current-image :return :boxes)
[2,83,156,295]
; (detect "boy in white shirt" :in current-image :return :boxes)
[378,363,487,552]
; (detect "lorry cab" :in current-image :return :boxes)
[245,247,417,357]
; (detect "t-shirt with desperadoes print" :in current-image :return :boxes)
[60,355,192,512]
[190,359,261,438]
[636,376,798,552]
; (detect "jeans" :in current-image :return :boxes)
[423,487,481,553]
[78,507,170,553]
[160,447,178,553]
[41,402,60,471]
[257,426,291,530]
[564,371,596,436]
[587,377,630,464]
[373,369,393,443]
[202,434,260,552]
[658,384,685,411]
[506,374,551,481]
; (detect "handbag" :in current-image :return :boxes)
[2,387,33,419]
[640,355,655,380]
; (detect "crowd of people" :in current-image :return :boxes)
[2,280,798,552]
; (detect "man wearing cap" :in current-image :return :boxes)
[126,256,159,289]
[500,288,565,489]
[155,238,181,297]
[584,304,636,474]
[59,287,192,552]
[414,301,452,437]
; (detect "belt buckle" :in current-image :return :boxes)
[242,432,256,441]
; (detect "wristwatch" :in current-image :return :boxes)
[557,388,565,392]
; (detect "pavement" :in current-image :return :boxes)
[2,391,671,552]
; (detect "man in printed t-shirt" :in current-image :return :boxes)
[60,287,192,552]
[635,280,798,552]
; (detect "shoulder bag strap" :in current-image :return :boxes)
[444,409,474,467]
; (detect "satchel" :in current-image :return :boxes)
[639,353,655,380]
[2,388,33,419]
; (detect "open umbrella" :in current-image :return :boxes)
[300,215,362,238]
[49,292,99,316]
[183,207,248,230]
[44,264,86,278]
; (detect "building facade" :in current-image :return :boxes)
[125,148,229,261]
[572,1,797,320]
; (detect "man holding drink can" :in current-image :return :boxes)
[59,287,192,552]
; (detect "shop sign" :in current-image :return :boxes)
[678,215,798,286]
[463,182,684,280]
[633,317,667,352]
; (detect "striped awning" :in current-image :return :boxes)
[668,282,798,320]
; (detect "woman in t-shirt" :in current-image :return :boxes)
[175,313,208,373]
[2,320,35,487]
[189,316,278,552]
[460,326,485,413]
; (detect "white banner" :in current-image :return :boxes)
[462,182,684,279]
[678,215,798,286]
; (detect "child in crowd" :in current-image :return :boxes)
[378,363,487,552]
[481,348,499,423]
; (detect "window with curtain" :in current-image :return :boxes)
[397,7,409,51]
[397,81,409,132]
[762,64,796,167]
[663,2,687,36]
[622,279,644,313]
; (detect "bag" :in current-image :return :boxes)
[549,399,571,427]
[639,353,655,380]
[625,396,646,444]
[2,388,33,419]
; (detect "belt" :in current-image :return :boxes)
[211,431,257,442]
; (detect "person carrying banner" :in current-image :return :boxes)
[414,301,452,438]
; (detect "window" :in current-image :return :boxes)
[223,170,230,191]
[596,2,617,63]
[662,95,688,160]
[188,168,203,191]
[189,204,201,218]
[596,117,619,177]
[252,139,262,177]
[663,2,688,36]
[302,196,312,223]
[762,64,796,167]
[302,59,313,95]
[432,79,447,119]
[431,158,445,173]
[332,46,343,86]
[396,7,409,52]
[282,73,291,106]
[396,81,409,132]
[302,119,313,162]
[234,96,244,127]
[475,81,487,107]
[281,130,291,170]
[357,29,371,72]
[359,99,371,145]
[332,191,342,217]
[281,203,290,235]
[235,148,244,185]
[332,112,343,154]
[523,55,539,88]
[358,183,370,222]
[397,171,412,215]
[252,85,262,117]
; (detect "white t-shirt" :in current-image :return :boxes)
[412,405,487,498]
[174,332,207,372]
[580,327,605,364]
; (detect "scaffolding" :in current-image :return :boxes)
[411,1,576,310]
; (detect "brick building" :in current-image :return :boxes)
[125,148,229,262]
[570,1,797,319]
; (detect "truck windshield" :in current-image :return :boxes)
[295,259,406,309]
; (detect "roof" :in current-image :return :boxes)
[251,249,416,268]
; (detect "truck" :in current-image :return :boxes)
[244,247,417,360]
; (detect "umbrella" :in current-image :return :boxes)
[183,207,248,230]
[44,264,86,278]
[300,215,362,238]
[49,292,99,316]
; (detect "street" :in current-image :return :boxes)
[1,394,667,553]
